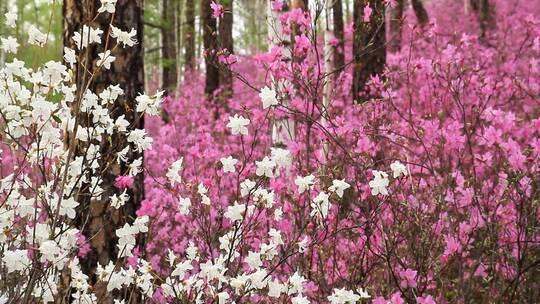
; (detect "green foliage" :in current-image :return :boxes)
[0,0,62,65]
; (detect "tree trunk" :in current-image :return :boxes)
[352,0,386,102]
[411,0,429,27]
[479,0,493,41]
[176,0,184,77]
[0,0,5,65]
[63,0,144,301]
[202,0,219,97]
[291,0,308,10]
[332,0,345,71]
[345,0,351,23]
[184,0,196,70]
[470,0,480,12]
[290,0,307,61]
[322,0,333,162]
[218,0,234,99]
[162,0,178,94]
[267,0,295,144]
[389,0,404,53]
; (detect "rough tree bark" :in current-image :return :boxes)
[352,0,386,102]
[202,0,219,97]
[162,0,178,94]
[389,0,404,53]
[218,0,234,99]
[411,0,429,27]
[332,0,345,71]
[63,0,144,301]
[184,0,196,70]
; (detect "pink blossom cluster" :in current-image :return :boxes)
[139,0,540,302]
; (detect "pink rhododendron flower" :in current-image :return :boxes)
[417,295,436,304]
[390,292,405,304]
[399,268,418,289]
[363,5,373,22]
[293,34,310,56]
[210,1,224,19]
[474,263,488,278]
[271,0,284,11]
[115,175,134,189]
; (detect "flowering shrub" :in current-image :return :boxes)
[0,0,539,303]
[141,0,540,303]
[0,2,157,303]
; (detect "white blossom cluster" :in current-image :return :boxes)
[0,1,160,302]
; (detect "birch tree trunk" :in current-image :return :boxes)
[322,0,333,161]
[267,0,294,144]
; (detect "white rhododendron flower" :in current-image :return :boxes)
[2,249,30,273]
[369,170,389,196]
[298,236,309,253]
[166,157,184,184]
[295,174,315,194]
[127,129,153,152]
[97,50,116,69]
[390,160,408,178]
[259,86,278,109]
[63,47,77,67]
[178,196,191,215]
[268,279,284,298]
[110,190,130,209]
[328,287,368,304]
[110,25,137,47]
[246,250,262,269]
[328,179,350,198]
[227,114,250,135]
[270,147,292,169]
[98,0,117,13]
[255,156,276,177]
[311,191,330,219]
[292,295,310,304]
[225,201,246,222]
[28,25,47,46]
[220,155,238,173]
[240,179,256,196]
[287,272,307,295]
[1,36,19,53]
[4,11,17,28]
[129,157,143,176]
[72,25,103,49]
[135,91,163,116]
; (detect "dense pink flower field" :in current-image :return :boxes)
[139,0,540,302]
